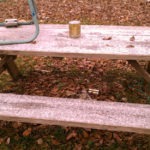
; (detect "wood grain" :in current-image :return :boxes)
[0,94,150,134]
[0,25,150,60]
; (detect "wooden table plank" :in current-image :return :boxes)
[0,94,150,134]
[0,25,150,60]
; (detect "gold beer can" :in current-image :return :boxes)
[69,20,81,38]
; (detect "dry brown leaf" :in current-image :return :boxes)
[113,133,122,143]
[106,44,113,47]
[82,130,89,138]
[66,131,77,141]
[74,144,82,150]
[23,128,32,137]
[51,87,59,94]
[93,133,101,139]
[6,137,10,145]
[109,96,115,101]
[105,132,113,140]
[37,138,43,145]
[126,45,134,48]
[102,82,110,94]
[130,35,135,41]
[0,138,3,144]
[51,139,60,145]
[66,90,76,96]
[102,36,112,40]
[121,97,128,102]
[131,147,138,150]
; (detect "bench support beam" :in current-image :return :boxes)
[128,60,150,83]
[147,61,150,74]
[0,55,20,80]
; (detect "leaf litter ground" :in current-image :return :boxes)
[0,0,150,149]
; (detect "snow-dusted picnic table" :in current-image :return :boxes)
[0,24,150,81]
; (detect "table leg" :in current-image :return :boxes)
[0,55,20,80]
[128,60,150,83]
[0,56,7,74]
[147,61,150,74]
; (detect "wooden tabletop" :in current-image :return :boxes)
[0,24,150,60]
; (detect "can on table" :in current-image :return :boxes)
[69,20,81,38]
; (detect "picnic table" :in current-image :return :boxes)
[0,24,150,134]
[0,24,150,82]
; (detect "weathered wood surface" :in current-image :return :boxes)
[0,25,150,60]
[0,94,150,134]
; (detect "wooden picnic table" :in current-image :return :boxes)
[0,24,150,134]
[0,24,150,81]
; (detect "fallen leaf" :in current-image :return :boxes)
[106,44,113,47]
[113,133,122,143]
[51,87,59,94]
[0,138,4,144]
[130,35,135,41]
[102,36,112,40]
[101,82,110,94]
[131,147,138,150]
[51,139,60,145]
[37,138,43,145]
[74,144,82,150]
[6,137,10,145]
[126,45,134,48]
[109,96,115,101]
[121,97,128,102]
[66,90,76,96]
[23,128,32,137]
[104,132,113,141]
[82,130,89,138]
[66,131,77,141]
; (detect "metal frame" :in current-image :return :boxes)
[0,0,39,45]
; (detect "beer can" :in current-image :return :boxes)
[69,20,81,38]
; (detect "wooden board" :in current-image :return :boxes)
[0,93,150,134]
[0,25,150,60]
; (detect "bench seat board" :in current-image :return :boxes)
[0,94,150,134]
[0,25,150,60]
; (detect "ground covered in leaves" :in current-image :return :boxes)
[0,0,150,149]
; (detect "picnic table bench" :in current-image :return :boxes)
[0,24,150,134]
